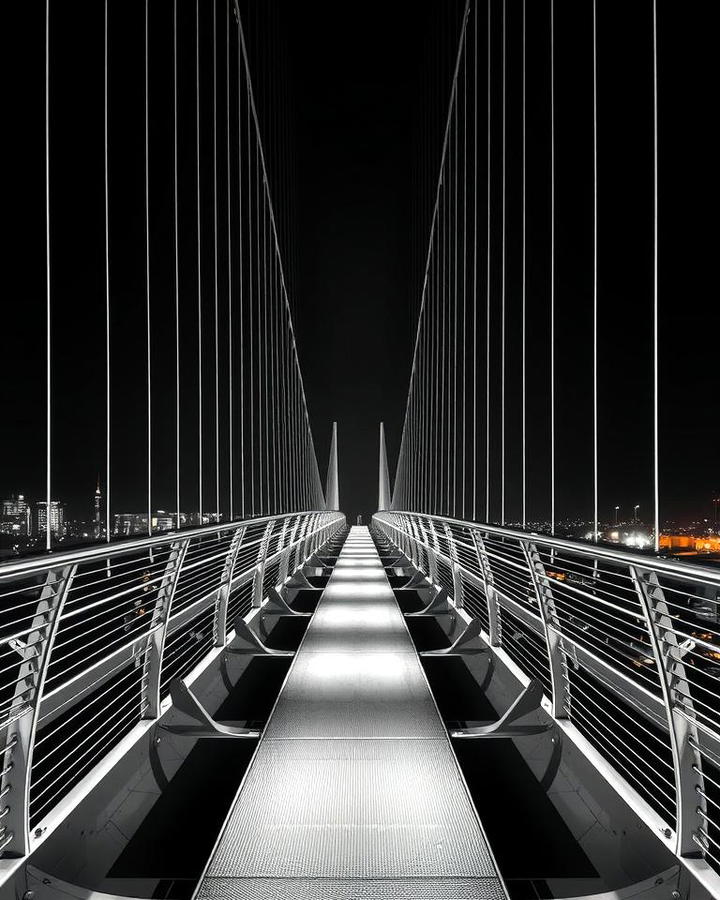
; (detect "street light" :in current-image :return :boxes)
[615,506,620,525]
[634,504,640,522]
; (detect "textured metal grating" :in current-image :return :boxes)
[205,738,497,879]
[199,877,508,899]
[196,527,505,899]
[264,653,445,740]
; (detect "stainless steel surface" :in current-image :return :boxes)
[0,511,345,874]
[373,511,720,896]
[196,527,505,898]
[198,877,507,899]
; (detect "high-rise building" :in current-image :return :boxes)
[33,501,65,538]
[1,493,31,535]
[94,476,102,538]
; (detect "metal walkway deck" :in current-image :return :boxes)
[195,526,506,899]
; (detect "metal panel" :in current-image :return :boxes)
[199,877,507,900]
[196,527,505,898]
[206,738,498,880]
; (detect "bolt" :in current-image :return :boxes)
[22,892,35,899]
[662,827,672,838]
[34,827,43,838]
[671,892,681,900]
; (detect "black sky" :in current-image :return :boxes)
[1,0,718,533]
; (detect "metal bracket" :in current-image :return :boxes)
[401,569,432,590]
[263,587,310,617]
[406,587,451,617]
[451,679,551,739]
[226,616,293,656]
[160,680,260,738]
[385,554,412,569]
[421,619,487,656]
[304,552,327,568]
[285,570,314,590]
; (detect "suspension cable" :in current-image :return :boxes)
[144,0,152,536]
[105,0,111,541]
[550,0,556,536]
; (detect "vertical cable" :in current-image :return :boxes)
[145,0,152,536]
[485,0,491,522]
[257,142,263,513]
[462,28,467,520]
[473,1,478,521]
[212,0,220,521]
[652,0,659,552]
[226,2,233,520]
[255,142,260,512]
[173,0,181,531]
[196,0,203,525]
[262,174,269,511]
[453,72,458,517]
[522,0,527,529]
[550,0,556,536]
[501,0,506,526]
[104,0,111,541]
[439,176,450,515]
[247,76,254,516]
[592,0,598,541]
[237,17,245,518]
[45,0,52,551]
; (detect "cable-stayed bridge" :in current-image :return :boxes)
[1,2,718,900]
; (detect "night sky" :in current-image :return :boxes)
[1,0,718,532]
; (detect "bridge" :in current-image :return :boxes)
[1,2,719,900]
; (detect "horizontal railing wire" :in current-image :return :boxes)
[373,510,720,884]
[0,511,344,862]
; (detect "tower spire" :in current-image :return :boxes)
[378,422,391,511]
[325,422,339,511]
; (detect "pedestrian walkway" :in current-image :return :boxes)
[196,526,506,899]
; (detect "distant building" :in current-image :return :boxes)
[94,476,102,537]
[113,511,186,536]
[0,493,31,535]
[114,513,149,536]
[153,511,174,532]
[32,500,65,538]
[660,534,720,555]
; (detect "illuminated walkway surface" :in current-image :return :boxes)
[196,527,505,899]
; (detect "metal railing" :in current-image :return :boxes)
[0,510,344,868]
[374,510,720,894]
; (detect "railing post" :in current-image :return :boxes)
[252,521,276,608]
[521,540,569,718]
[471,530,500,646]
[142,539,190,719]
[408,517,422,568]
[308,513,320,555]
[215,526,246,646]
[295,515,309,568]
[444,523,464,608]
[414,518,431,577]
[1,565,76,858]
[425,520,440,587]
[278,516,298,585]
[631,565,705,857]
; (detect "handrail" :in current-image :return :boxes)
[0,510,345,874]
[374,511,720,896]
[389,510,720,583]
[0,510,323,577]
